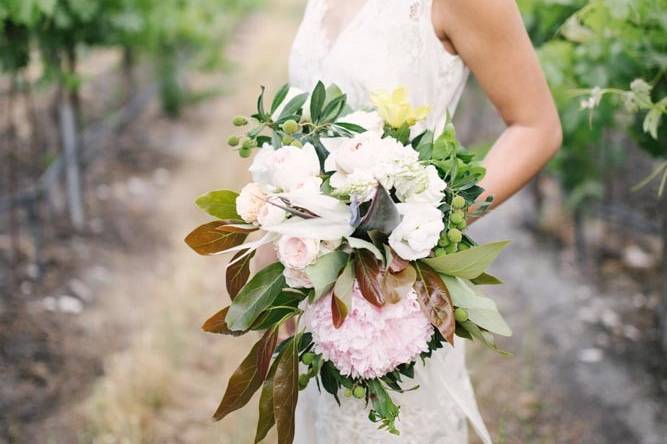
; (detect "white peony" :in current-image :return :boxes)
[323,132,381,174]
[338,110,385,135]
[389,203,444,260]
[256,198,287,227]
[397,165,446,205]
[269,143,321,192]
[236,182,266,223]
[283,266,313,288]
[277,235,320,269]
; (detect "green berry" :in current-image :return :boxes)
[452,195,466,209]
[456,219,468,230]
[450,210,465,225]
[227,135,240,147]
[239,147,251,158]
[444,243,458,254]
[438,233,451,247]
[353,386,366,399]
[302,352,315,365]
[292,139,303,148]
[343,388,353,398]
[282,119,299,135]
[232,115,248,126]
[458,243,470,251]
[447,228,462,244]
[242,137,256,149]
[282,134,294,145]
[455,307,469,323]
[435,247,446,257]
[298,374,309,390]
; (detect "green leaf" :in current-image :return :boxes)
[255,360,279,443]
[201,306,245,336]
[346,236,384,262]
[277,92,309,122]
[470,272,503,285]
[310,80,326,123]
[270,83,290,114]
[195,190,241,221]
[320,94,347,123]
[414,129,434,161]
[226,262,286,331]
[332,260,355,327]
[305,251,349,300]
[319,360,341,405]
[227,250,255,300]
[422,241,511,279]
[212,330,276,421]
[460,320,512,356]
[273,337,299,444]
[355,185,400,235]
[354,250,384,307]
[184,221,247,256]
[440,275,512,336]
[414,264,455,345]
[257,85,267,120]
[333,121,366,133]
[367,380,400,435]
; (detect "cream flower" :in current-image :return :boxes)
[236,182,266,223]
[370,86,430,128]
[389,203,444,260]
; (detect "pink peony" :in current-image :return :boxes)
[303,282,433,379]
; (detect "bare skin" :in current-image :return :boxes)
[256,0,562,268]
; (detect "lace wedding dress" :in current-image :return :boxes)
[289,1,493,443]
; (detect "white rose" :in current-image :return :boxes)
[277,235,320,269]
[399,165,446,205]
[283,266,313,288]
[236,182,266,223]
[256,198,287,226]
[322,132,380,174]
[389,203,444,260]
[270,143,321,191]
[338,110,385,135]
[329,169,377,202]
[249,144,276,185]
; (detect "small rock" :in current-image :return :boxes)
[601,309,620,329]
[578,347,603,363]
[69,278,93,301]
[57,295,83,314]
[622,244,656,269]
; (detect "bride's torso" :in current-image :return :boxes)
[288,0,469,134]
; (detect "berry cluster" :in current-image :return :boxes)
[435,195,468,256]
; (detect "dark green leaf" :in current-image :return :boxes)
[277,93,309,122]
[257,85,267,120]
[270,83,290,114]
[226,262,286,331]
[355,185,400,234]
[310,80,326,123]
[319,360,341,405]
[195,190,242,221]
[273,337,299,444]
[227,250,255,300]
[367,380,400,435]
[334,121,366,133]
[184,221,247,255]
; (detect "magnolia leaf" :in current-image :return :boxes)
[195,190,242,221]
[255,360,279,443]
[201,306,245,336]
[422,240,511,279]
[414,264,455,345]
[226,263,286,331]
[213,330,276,420]
[460,320,512,356]
[227,249,255,300]
[185,221,247,256]
[346,236,384,262]
[257,329,279,380]
[441,275,512,337]
[332,260,355,327]
[355,185,400,234]
[331,294,348,329]
[216,224,258,234]
[305,251,349,300]
[382,264,417,304]
[273,337,299,444]
[470,272,503,285]
[354,250,384,307]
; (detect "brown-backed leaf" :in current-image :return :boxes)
[255,360,279,443]
[257,329,279,381]
[227,249,255,300]
[414,264,455,345]
[273,338,299,444]
[213,330,275,420]
[331,295,349,329]
[387,247,409,273]
[354,250,384,307]
[382,264,417,304]
[201,306,245,336]
[215,224,258,233]
[185,221,247,255]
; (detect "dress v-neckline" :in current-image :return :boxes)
[320,0,375,55]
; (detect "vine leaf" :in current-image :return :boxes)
[273,337,299,444]
[213,329,277,421]
[354,250,384,307]
[414,264,455,345]
[226,249,255,300]
[185,221,247,255]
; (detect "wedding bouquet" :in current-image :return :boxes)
[185,82,512,443]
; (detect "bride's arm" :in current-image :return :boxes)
[434,0,562,210]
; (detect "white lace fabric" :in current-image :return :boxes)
[289,1,492,443]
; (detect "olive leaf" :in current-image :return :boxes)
[354,250,384,307]
[414,264,455,345]
[226,249,255,300]
[185,221,247,255]
[273,337,299,444]
[310,80,326,123]
[270,83,290,114]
